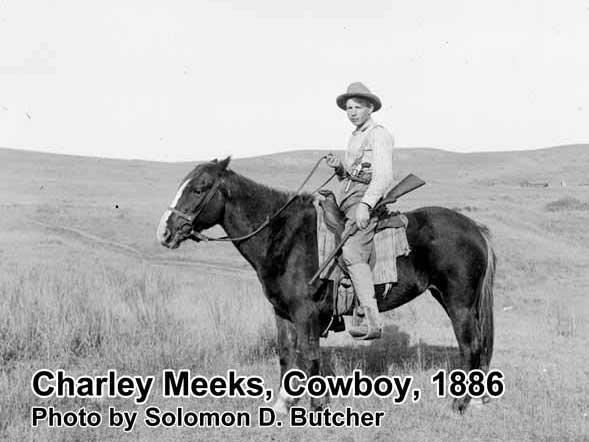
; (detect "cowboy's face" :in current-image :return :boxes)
[346,98,373,128]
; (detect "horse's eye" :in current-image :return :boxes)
[193,183,212,194]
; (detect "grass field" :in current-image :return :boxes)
[0,145,588,441]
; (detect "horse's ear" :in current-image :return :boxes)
[212,158,218,163]
[219,156,231,171]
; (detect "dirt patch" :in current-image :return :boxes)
[545,197,589,212]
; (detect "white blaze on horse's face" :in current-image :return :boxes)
[171,179,192,208]
[156,178,192,245]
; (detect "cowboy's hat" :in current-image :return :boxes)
[336,82,382,112]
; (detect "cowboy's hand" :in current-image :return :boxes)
[355,203,370,229]
[326,153,341,169]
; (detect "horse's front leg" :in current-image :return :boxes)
[271,305,323,413]
[272,309,298,414]
[293,304,323,411]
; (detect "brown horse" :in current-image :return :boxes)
[157,157,496,413]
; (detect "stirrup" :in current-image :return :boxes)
[348,324,382,340]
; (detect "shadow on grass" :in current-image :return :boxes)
[321,324,461,377]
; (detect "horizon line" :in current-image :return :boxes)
[0,142,587,164]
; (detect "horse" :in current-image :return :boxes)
[156,157,496,414]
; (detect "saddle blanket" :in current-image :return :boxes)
[314,198,411,284]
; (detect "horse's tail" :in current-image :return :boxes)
[475,224,496,371]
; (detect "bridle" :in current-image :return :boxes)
[168,177,224,240]
[168,156,335,243]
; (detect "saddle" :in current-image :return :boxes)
[318,189,406,240]
[315,189,411,335]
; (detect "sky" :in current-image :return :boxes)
[0,0,588,162]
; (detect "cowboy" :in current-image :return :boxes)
[326,82,395,340]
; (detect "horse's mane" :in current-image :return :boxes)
[224,169,316,210]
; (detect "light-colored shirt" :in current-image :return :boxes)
[341,118,395,208]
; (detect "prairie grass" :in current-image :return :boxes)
[0,260,276,439]
[1,263,178,367]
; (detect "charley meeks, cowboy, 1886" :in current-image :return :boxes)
[326,82,395,340]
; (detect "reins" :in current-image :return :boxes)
[175,156,336,243]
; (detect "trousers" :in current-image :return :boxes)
[339,182,376,266]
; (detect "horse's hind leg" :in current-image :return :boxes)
[446,307,478,413]
[445,284,486,414]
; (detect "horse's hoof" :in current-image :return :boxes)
[272,401,288,416]
[470,397,486,410]
[272,397,290,415]
[272,387,297,415]
[310,396,326,412]
[452,397,470,414]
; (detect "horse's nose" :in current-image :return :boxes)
[157,210,174,245]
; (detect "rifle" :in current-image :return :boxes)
[308,173,426,285]
[371,173,426,216]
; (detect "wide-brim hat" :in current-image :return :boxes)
[336,82,382,112]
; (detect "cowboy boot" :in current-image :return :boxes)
[347,263,383,340]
